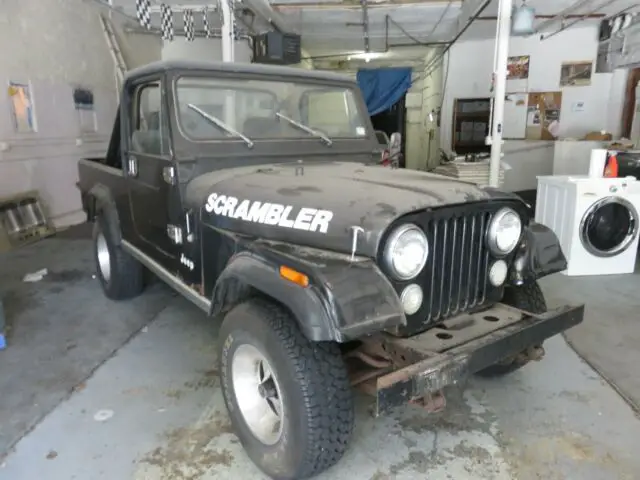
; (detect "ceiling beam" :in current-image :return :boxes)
[148,3,217,13]
[272,0,460,9]
[475,13,606,20]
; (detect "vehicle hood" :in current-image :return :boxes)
[185,161,520,257]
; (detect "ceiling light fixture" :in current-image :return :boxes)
[347,51,386,62]
[511,1,536,36]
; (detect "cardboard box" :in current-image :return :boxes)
[584,131,613,141]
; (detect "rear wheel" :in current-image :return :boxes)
[93,214,144,300]
[476,281,547,377]
[218,298,354,480]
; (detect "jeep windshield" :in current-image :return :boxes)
[174,76,369,143]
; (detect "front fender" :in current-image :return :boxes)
[510,222,567,285]
[211,246,405,343]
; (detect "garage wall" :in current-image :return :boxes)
[0,2,161,228]
[441,25,626,191]
[162,37,253,63]
[421,49,444,171]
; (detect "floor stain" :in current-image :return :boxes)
[2,289,42,321]
[557,390,592,404]
[450,441,492,461]
[502,432,623,480]
[165,389,185,400]
[389,450,431,475]
[184,376,218,391]
[397,389,495,438]
[45,269,88,283]
[369,470,391,480]
[122,387,151,396]
[138,413,235,480]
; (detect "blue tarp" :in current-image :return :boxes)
[356,67,413,116]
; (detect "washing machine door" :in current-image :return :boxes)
[580,196,639,257]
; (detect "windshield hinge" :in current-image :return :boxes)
[163,166,177,185]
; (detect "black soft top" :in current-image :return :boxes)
[125,59,355,84]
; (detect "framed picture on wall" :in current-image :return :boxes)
[559,61,593,86]
[8,81,37,133]
[507,56,530,80]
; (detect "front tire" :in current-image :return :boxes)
[218,298,354,480]
[93,215,144,300]
[476,281,548,377]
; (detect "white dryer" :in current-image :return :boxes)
[535,175,640,276]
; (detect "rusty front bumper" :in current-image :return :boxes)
[370,303,585,415]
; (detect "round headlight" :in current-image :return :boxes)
[384,224,428,280]
[487,207,522,255]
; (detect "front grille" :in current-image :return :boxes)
[422,211,493,322]
[388,202,524,336]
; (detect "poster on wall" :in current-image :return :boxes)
[8,82,36,133]
[525,91,563,140]
[559,61,593,86]
[507,56,530,80]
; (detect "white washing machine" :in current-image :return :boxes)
[535,175,640,276]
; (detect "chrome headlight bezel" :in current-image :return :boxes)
[486,207,523,255]
[383,223,429,281]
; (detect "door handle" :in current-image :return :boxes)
[128,156,138,177]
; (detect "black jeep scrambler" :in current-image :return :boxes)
[77,60,584,480]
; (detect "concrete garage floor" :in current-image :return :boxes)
[1,226,640,479]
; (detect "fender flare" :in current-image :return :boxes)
[211,252,339,342]
[510,222,568,285]
[87,184,122,245]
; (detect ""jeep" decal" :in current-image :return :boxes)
[204,193,334,234]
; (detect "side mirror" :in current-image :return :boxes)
[374,130,390,146]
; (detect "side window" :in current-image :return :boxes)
[130,81,170,156]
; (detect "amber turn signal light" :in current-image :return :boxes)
[279,265,309,287]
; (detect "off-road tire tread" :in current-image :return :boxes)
[476,281,547,377]
[93,216,144,300]
[224,298,354,479]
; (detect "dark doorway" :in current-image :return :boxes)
[621,67,640,138]
[370,94,407,168]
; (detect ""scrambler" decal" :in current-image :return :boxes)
[204,193,334,234]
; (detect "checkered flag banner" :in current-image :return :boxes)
[184,9,195,41]
[135,0,151,29]
[202,8,211,38]
[160,4,174,41]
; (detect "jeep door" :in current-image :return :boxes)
[125,76,180,262]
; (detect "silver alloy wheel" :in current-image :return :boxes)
[96,232,111,283]
[231,344,284,446]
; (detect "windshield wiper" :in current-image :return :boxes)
[275,112,332,146]
[187,103,254,148]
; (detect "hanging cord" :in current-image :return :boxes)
[425,0,455,42]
